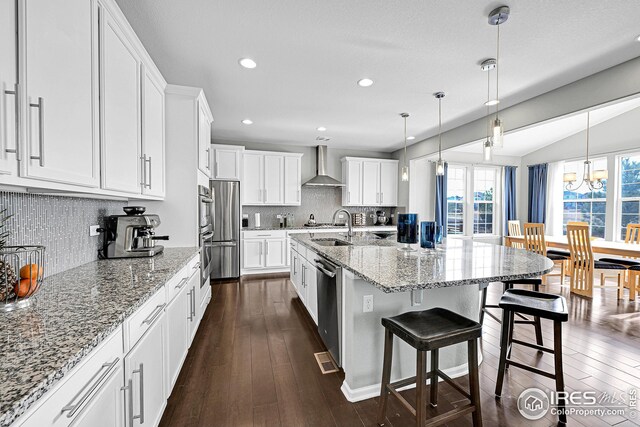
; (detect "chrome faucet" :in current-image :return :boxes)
[332,209,353,238]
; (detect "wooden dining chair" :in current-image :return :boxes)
[508,220,524,249]
[566,224,626,299]
[523,223,567,284]
[599,223,640,294]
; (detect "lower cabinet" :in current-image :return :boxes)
[124,312,166,427]
[71,363,125,427]
[165,279,189,392]
[290,247,318,325]
[242,230,287,273]
[186,269,201,345]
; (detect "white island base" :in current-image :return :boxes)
[339,269,482,402]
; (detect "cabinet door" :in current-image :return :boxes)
[0,0,18,175]
[305,260,318,325]
[165,285,188,393]
[299,263,307,305]
[379,161,398,206]
[263,154,284,204]
[141,66,165,197]
[242,239,264,269]
[197,102,212,177]
[187,269,200,344]
[125,315,166,427]
[344,160,363,206]
[362,161,381,205]
[213,147,241,180]
[24,0,99,186]
[71,363,125,427]
[265,238,285,267]
[242,152,264,204]
[290,249,299,293]
[99,7,141,194]
[283,156,301,205]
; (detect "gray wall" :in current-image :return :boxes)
[0,192,126,275]
[392,56,640,209]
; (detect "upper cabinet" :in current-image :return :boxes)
[342,157,398,207]
[197,98,213,178]
[22,0,100,187]
[242,150,303,206]
[141,65,166,197]
[0,0,18,176]
[211,144,242,181]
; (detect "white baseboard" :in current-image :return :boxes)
[241,268,290,275]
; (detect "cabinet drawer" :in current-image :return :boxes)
[17,327,124,427]
[243,230,286,239]
[126,287,166,351]
[166,255,200,303]
[289,239,298,253]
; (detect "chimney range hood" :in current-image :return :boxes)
[303,145,345,187]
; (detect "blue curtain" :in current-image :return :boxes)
[527,163,548,223]
[435,163,448,237]
[504,166,517,235]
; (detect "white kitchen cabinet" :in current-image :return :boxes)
[342,157,398,207]
[0,0,18,176]
[211,144,242,180]
[290,248,301,293]
[99,6,141,194]
[23,0,99,187]
[304,258,319,325]
[242,239,264,269]
[197,98,213,177]
[265,238,286,268]
[124,312,166,427]
[186,269,201,344]
[264,154,284,204]
[165,278,189,393]
[284,155,301,205]
[242,152,264,204]
[141,64,166,197]
[70,362,125,427]
[241,150,302,206]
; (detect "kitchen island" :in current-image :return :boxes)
[289,232,554,402]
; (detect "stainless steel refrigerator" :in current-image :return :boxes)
[210,181,240,279]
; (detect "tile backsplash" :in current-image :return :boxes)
[0,191,126,275]
[241,186,396,228]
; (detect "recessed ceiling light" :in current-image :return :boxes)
[241,119,253,125]
[357,78,374,87]
[636,34,640,42]
[316,126,327,131]
[239,58,257,69]
[407,136,415,140]
[485,99,500,106]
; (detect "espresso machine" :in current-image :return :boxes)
[103,207,169,258]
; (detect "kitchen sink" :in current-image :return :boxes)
[311,239,353,247]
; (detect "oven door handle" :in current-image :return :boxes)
[201,232,214,240]
[200,197,214,204]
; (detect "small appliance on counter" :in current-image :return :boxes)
[374,210,389,226]
[242,214,249,228]
[307,214,317,226]
[103,207,169,258]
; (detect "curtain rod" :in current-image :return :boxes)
[427,160,518,168]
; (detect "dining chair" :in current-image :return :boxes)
[566,224,627,299]
[523,223,567,284]
[508,220,524,249]
[599,223,640,294]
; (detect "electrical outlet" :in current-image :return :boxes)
[363,295,373,313]
[89,225,100,237]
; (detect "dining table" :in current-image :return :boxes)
[505,235,640,258]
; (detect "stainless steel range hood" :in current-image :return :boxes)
[303,145,345,187]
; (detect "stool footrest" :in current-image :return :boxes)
[506,359,557,380]
[436,369,471,400]
[389,376,418,390]
[388,388,416,417]
[424,403,476,427]
[511,338,554,354]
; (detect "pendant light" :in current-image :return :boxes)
[488,6,509,148]
[563,112,608,191]
[435,92,446,176]
[400,113,410,182]
[481,59,496,162]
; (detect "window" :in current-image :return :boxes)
[446,166,465,235]
[562,158,607,238]
[619,153,640,240]
[473,168,496,234]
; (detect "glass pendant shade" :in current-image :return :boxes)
[591,169,608,181]
[483,139,493,162]
[401,165,409,182]
[435,159,445,176]
[563,172,577,183]
[491,118,504,148]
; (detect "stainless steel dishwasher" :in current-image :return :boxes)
[315,256,342,366]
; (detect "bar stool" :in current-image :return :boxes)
[495,289,569,424]
[377,308,482,427]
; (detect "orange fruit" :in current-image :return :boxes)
[19,264,43,280]
[15,278,37,297]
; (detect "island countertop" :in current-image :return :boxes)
[291,232,554,293]
[0,247,200,427]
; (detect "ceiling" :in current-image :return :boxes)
[450,96,640,157]
[115,0,640,152]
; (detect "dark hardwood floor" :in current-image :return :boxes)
[160,274,640,427]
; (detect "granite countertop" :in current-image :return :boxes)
[243,225,396,231]
[291,232,554,293]
[0,247,200,427]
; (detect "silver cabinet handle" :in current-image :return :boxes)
[175,277,189,290]
[381,192,384,204]
[192,262,201,270]
[259,241,263,256]
[124,379,134,427]
[265,242,269,256]
[264,189,268,202]
[61,357,120,418]
[302,265,306,287]
[145,156,152,189]
[205,148,210,170]
[293,256,297,274]
[140,303,166,326]
[191,286,196,319]
[133,363,145,424]
[187,289,193,321]
[297,189,300,202]
[4,83,20,161]
[256,234,271,237]
[348,191,351,204]
[29,97,44,166]
[140,155,147,187]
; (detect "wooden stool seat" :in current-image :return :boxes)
[377,308,482,426]
[498,288,568,322]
